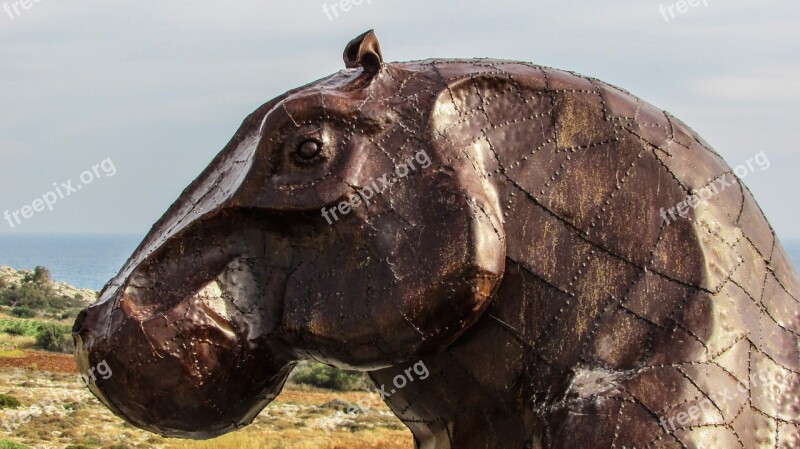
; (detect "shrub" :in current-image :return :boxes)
[0,394,21,409]
[289,362,368,391]
[0,319,41,337]
[0,441,31,449]
[2,325,26,336]
[22,266,50,285]
[0,282,53,310]
[64,446,93,449]
[10,307,36,319]
[34,324,74,353]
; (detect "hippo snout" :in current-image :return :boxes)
[73,275,296,439]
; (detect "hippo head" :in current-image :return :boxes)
[73,30,505,439]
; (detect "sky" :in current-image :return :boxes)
[0,0,798,239]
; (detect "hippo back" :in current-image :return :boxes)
[385,58,800,447]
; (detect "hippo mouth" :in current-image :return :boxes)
[72,257,298,439]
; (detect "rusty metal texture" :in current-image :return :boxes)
[73,30,800,448]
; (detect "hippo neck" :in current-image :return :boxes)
[369,261,561,448]
[371,253,670,448]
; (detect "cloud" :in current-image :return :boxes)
[693,64,800,103]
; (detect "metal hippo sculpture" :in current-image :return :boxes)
[73,30,800,448]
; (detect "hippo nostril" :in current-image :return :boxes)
[72,308,88,335]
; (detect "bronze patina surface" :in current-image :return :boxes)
[73,30,800,448]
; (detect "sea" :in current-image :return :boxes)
[0,234,143,291]
[0,234,798,292]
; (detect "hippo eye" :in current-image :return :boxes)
[296,139,322,160]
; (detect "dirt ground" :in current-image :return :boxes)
[0,351,77,374]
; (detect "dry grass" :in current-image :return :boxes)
[162,387,412,449]
[0,364,414,449]
[0,335,35,353]
[164,429,412,449]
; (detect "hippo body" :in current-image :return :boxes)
[74,31,800,448]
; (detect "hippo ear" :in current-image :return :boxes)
[343,29,383,77]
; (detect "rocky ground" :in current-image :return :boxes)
[0,267,96,304]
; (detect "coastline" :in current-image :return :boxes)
[0,266,97,304]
